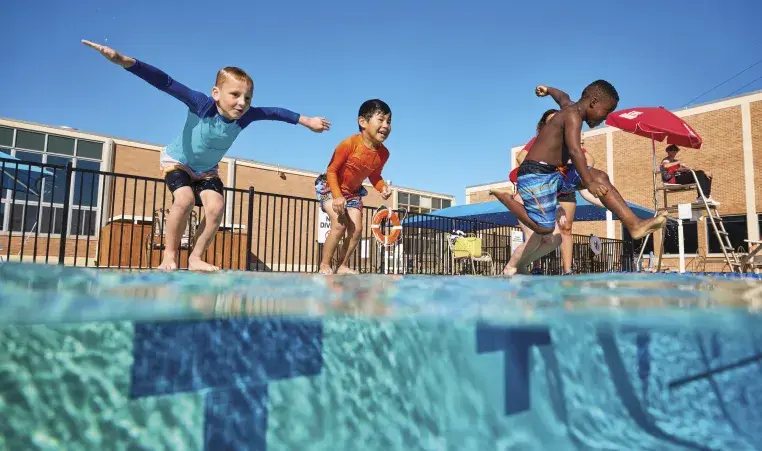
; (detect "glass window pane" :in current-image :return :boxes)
[70,209,98,236]
[71,207,86,236]
[44,156,72,204]
[53,207,64,234]
[15,130,45,151]
[74,160,101,207]
[15,150,43,163]
[398,192,409,204]
[40,206,64,234]
[47,135,75,155]
[10,204,39,233]
[432,198,442,210]
[4,152,42,202]
[40,206,52,233]
[77,140,103,159]
[0,148,11,197]
[410,194,420,206]
[0,127,13,147]
[442,199,451,208]
[664,221,698,254]
[708,215,746,253]
[85,210,97,236]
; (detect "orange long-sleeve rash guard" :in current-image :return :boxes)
[325,134,389,198]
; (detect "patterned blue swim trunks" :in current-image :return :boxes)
[314,174,368,210]
[516,160,581,229]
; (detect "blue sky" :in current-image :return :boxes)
[2,0,761,204]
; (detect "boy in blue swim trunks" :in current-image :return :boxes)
[83,40,331,271]
[494,80,666,270]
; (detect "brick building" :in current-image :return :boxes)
[0,117,455,268]
[465,90,762,272]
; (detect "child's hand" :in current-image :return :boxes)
[587,181,609,198]
[381,185,392,200]
[332,196,346,213]
[82,40,135,68]
[300,116,332,133]
[535,85,548,97]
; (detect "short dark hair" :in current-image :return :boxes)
[358,99,391,131]
[666,144,679,152]
[581,80,619,104]
[537,109,559,134]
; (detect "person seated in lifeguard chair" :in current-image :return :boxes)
[660,144,718,205]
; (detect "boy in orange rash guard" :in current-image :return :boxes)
[315,99,392,275]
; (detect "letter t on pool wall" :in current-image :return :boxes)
[476,324,552,415]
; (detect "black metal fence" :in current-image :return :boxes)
[0,157,634,274]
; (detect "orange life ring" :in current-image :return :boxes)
[371,209,402,245]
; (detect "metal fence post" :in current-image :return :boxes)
[58,162,73,265]
[245,186,255,271]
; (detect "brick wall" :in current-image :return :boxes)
[751,100,762,212]
[1,235,99,262]
[467,190,498,205]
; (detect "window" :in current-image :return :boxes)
[663,219,699,255]
[397,191,453,214]
[0,126,104,237]
[15,130,45,151]
[707,215,748,254]
[0,127,13,147]
[77,140,103,159]
[47,135,75,155]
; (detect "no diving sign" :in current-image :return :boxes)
[317,207,331,244]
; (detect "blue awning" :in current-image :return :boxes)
[402,192,655,232]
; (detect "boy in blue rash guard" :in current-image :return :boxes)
[82,39,331,272]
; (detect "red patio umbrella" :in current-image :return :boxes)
[604,106,704,209]
[605,106,702,149]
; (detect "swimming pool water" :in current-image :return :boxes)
[1,262,762,450]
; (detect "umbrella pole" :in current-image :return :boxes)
[636,136,659,270]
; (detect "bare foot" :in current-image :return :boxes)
[630,212,668,240]
[158,254,178,271]
[502,264,518,276]
[319,264,334,275]
[188,256,220,272]
[336,265,358,275]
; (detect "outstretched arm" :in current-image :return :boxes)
[536,85,572,108]
[242,108,331,132]
[82,40,207,112]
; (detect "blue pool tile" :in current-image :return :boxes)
[130,318,323,398]
[476,324,552,415]
[130,317,323,451]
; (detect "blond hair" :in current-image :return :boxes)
[215,66,253,88]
